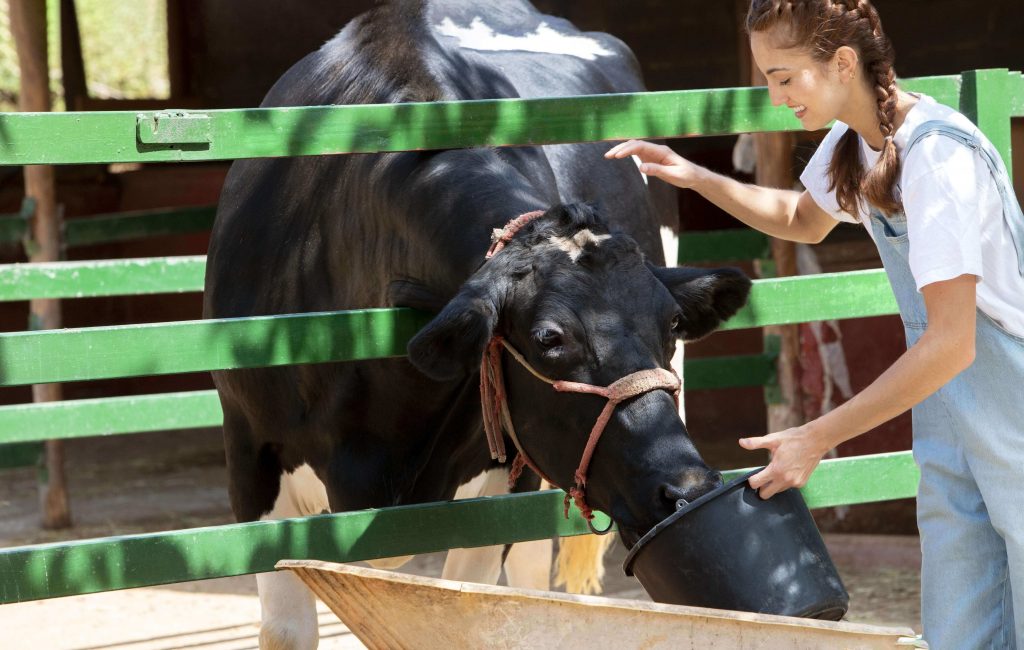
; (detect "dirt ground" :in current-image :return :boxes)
[0,430,922,649]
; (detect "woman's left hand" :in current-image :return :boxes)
[739,424,831,499]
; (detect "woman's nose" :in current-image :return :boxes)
[767,85,785,107]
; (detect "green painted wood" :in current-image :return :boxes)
[678,229,770,264]
[1010,71,1024,117]
[0,206,216,247]
[0,309,433,386]
[899,74,962,108]
[0,451,914,604]
[961,69,1013,173]
[0,348,776,445]
[0,197,37,247]
[0,72,994,168]
[0,391,222,444]
[0,88,805,166]
[0,441,42,469]
[722,269,897,330]
[0,489,601,603]
[0,256,206,302]
[682,353,776,391]
[0,271,896,387]
[64,206,216,247]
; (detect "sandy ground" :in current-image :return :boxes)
[0,430,921,649]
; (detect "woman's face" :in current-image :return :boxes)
[750,29,853,131]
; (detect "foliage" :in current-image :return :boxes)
[0,0,168,112]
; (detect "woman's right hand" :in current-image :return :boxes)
[604,139,705,190]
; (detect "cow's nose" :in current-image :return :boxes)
[660,468,723,509]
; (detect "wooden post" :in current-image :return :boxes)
[9,0,72,529]
[738,3,805,433]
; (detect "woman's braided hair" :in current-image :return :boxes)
[747,0,901,215]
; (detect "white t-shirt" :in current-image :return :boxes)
[800,94,1024,338]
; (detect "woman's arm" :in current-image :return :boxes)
[741,273,978,498]
[605,139,838,243]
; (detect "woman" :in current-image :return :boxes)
[606,1,1023,647]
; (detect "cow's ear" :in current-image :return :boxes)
[407,281,503,381]
[650,265,751,340]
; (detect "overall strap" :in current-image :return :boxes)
[903,119,1024,277]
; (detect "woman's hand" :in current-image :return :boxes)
[604,140,705,189]
[739,424,832,499]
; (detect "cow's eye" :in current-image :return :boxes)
[670,313,684,335]
[532,327,564,350]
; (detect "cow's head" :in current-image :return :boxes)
[407,203,751,546]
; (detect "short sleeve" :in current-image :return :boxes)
[902,136,987,291]
[798,122,861,224]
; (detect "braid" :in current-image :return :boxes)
[748,0,903,215]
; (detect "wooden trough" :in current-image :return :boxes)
[277,559,918,649]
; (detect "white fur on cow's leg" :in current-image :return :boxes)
[504,538,553,590]
[257,464,328,650]
[441,469,508,584]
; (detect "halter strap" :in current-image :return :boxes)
[481,336,680,523]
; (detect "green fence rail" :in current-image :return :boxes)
[1,68,1017,606]
[2,72,1015,168]
[0,270,893,387]
[0,450,917,604]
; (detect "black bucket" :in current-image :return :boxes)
[623,469,849,620]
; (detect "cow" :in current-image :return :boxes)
[203,1,751,648]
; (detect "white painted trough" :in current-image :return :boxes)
[277,559,918,649]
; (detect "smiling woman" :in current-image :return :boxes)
[607,2,1024,647]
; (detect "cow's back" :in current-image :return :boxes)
[204,0,675,516]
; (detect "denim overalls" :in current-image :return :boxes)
[869,119,1024,649]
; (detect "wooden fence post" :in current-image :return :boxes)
[9,0,71,529]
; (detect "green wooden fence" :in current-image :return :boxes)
[0,68,1019,605]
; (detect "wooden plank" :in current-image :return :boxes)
[0,451,916,604]
[0,74,973,167]
[283,561,914,650]
[0,309,433,386]
[0,256,206,302]
[722,269,897,330]
[0,391,222,444]
[63,205,216,247]
[0,350,775,445]
[677,229,770,264]
[0,271,897,386]
[961,69,1013,173]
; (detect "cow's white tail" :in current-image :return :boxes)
[553,529,615,595]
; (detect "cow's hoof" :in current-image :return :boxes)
[259,623,318,650]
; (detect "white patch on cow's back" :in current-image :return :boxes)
[435,17,614,61]
[549,229,611,262]
[631,154,649,186]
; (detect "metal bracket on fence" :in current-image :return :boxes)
[136,111,212,146]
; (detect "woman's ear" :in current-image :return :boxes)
[834,45,859,83]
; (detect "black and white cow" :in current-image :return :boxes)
[204,1,750,647]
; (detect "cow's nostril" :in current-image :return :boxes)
[660,470,723,509]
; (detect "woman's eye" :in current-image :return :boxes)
[780,78,791,86]
[533,328,563,350]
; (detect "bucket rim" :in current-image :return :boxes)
[622,468,762,576]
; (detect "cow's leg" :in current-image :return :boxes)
[441,469,507,584]
[256,463,329,650]
[441,469,554,590]
[504,537,553,590]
